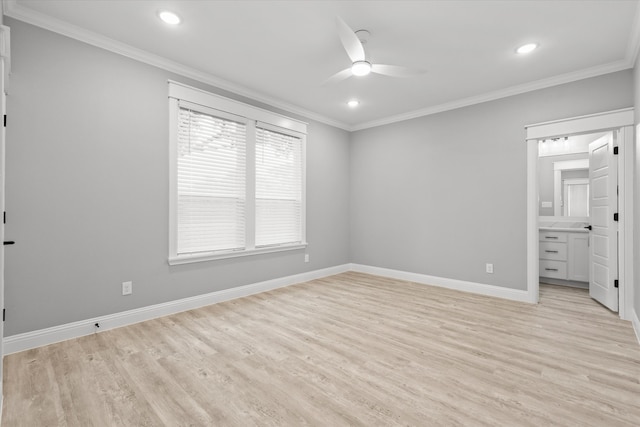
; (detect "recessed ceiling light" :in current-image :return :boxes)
[351,61,372,77]
[158,10,181,25]
[347,100,360,108]
[516,43,538,54]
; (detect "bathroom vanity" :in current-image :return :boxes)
[539,223,589,287]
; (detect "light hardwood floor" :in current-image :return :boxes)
[2,272,640,426]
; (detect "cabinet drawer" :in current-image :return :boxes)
[540,260,567,279]
[539,241,567,261]
[539,231,567,243]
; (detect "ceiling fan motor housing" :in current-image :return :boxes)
[355,29,370,44]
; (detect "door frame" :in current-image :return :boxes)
[0,22,10,410]
[525,108,634,319]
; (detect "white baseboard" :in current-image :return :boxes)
[0,263,544,355]
[349,263,532,303]
[632,308,640,346]
[3,264,350,355]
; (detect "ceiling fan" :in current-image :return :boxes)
[325,17,425,85]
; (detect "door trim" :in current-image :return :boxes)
[526,108,634,140]
[525,108,634,319]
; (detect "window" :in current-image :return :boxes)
[177,108,247,254]
[255,126,303,247]
[169,81,307,264]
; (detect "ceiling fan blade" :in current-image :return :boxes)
[371,64,425,78]
[336,16,365,63]
[322,68,353,86]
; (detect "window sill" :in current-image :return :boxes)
[168,242,308,265]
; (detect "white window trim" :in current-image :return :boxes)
[168,81,308,265]
[168,243,309,265]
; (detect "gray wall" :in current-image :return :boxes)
[3,19,350,335]
[4,17,638,337]
[538,153,589,216]
[350,71,633,290]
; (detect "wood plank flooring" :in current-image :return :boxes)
[2,272,640,426]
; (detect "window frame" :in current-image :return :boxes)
[168,81,307,265]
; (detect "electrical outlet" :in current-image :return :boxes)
[486,263,494,274]
[304,254,310,263]
[122,281,132,295]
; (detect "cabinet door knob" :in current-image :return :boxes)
[3,241,14,245]
[584,225,592,230]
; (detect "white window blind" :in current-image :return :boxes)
[169,81,307,264]
[177,107,246,254]
[255,126,303,247]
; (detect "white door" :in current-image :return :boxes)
[588,133,618,311]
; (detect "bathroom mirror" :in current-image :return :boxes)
[538,132,605,218]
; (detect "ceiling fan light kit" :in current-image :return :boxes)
[351,61,372,76]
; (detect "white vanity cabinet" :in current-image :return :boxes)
[567,233,589,282]
[539,230,589,283]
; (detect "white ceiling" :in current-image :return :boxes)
[5,0,640,130]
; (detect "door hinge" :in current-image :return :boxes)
[614,146,619,155]
[614,279,619,288]
[614,213,619,222]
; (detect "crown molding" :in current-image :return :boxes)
[626,0,640,68]
[2,0,351,131]
[351,59,633,132]
[3,0,639,133]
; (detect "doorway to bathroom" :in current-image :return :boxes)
[537,131,616,308]
[525,108,634,319]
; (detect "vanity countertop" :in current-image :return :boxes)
[539,222,589,233]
